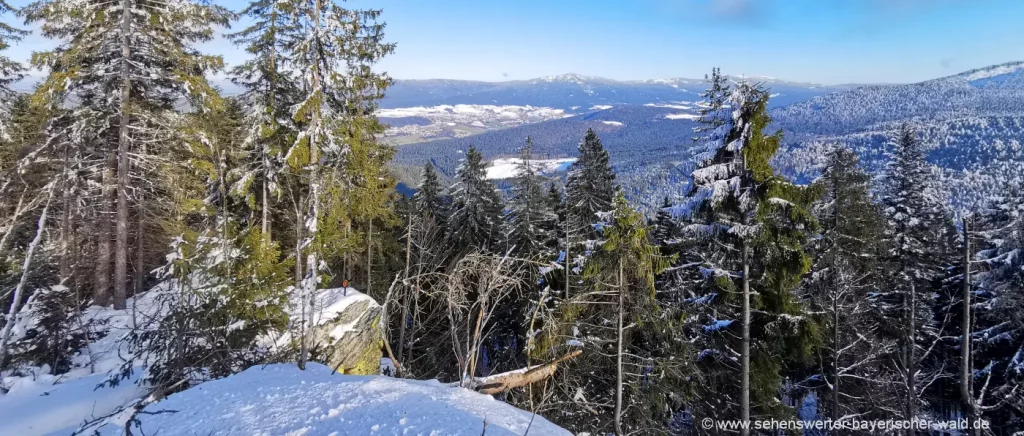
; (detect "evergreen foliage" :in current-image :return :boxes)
[447,146,502,252]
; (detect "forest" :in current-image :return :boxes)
[0,0,1022,435]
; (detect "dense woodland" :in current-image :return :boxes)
[0,2,1022,435]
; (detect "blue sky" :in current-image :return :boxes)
[5,0,1024,84]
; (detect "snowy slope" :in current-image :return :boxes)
[485,157,576,180]
[99,363,571,436]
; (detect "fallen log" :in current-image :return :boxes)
[473,350,583,395]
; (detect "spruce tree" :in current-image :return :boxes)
[277,0,393,367]
[23,0,232,309]
[969,190,1024,432]
[507,137,555,258]
[677,79,821,429]
[447,146,502,252]
[228,0,299,239]
[565,128,616,241]
[874,123,955,427]
[0,0,25,139]
[414,162,445,220]
[805,145,893,421]
[651,197,676,246]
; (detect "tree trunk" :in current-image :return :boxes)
[113,0,133,310]
[474,350,582,395]
[907,282,917,436]
[59,147,72,283]
[741,244,751,436]
[832,284,840,422]
[0,191,52,364]
[262,166,270,239]
[564,185,570,301]
[614,257,625,436]
[95,151,116,307]
[367,218,372,293]
[397,215,413,375]
[960,217,977,434]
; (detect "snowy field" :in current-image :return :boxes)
[485,157,577,180]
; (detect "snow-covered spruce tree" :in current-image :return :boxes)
[539,191,681,434]
[507,137,555,259]
[23,0,231,309]
[960,189,1024,433]
[565,128,616,243]
[802,145,896,422]
[651,197,677,246]
[873,122,956,428]
[675,79,821,430]
[0,0,26,140]
[120,103,292,389]
[227,0,300,241]
[414,162,446,222]
[278,0,393,367]
[446,146,502,253]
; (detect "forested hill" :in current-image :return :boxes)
[382,73,857,110]
[394,62,1024,209]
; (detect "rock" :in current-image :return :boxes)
[300,287,383,375]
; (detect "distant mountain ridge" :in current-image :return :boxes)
[382,73,861,110]
[393,62,1024,210]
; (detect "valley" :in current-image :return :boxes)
[387,62,1024,210]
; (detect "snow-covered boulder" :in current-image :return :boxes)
[298,287,383,375]
[102,362,571,436]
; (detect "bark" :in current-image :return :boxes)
[0,190,52,364]
[614,257,625,436]
[113,0,133,310]
[960,217,978,434]
[396,215,412,373]
[907,282,917,436]
[741,243,751,436]
[95,151,116,307]
[367,218,372,293]
[474,350,582,395]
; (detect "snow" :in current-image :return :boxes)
[485,157,577,180]
[96,363,571,436]
[589,105,612,110]
[0,371,146,436]
[300,287,371,328]
[601,120,623,126]
[0,289,169,436]
[960,62,1024,82]
[643,102,692,110]
[665,113,700,120]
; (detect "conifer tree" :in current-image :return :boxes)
[676,79,820,430]
[228,0,299,239]
[414,162,445,220]
[507,137,554,258]
[565,128,616,241]
[805,145,893,421]
[23,0,231,309]
[277,0,393,367]
[874,123,955,428]
[447,146,502,252]
[969,190,1024,432]
[651,197,676,246]
[0,0,25,139]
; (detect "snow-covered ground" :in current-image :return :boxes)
[378,104,572,144]
[1,286,571,436]
[485,157,577,180]
[665,113,700,120]
[0,289,167,436]
[601,120,623,126]
[97,363,571,436]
